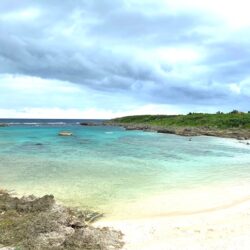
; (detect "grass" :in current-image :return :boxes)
[111,112,250,129]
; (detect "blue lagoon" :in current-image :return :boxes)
[1,119,250,220]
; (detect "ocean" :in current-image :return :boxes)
[1,119,250,219]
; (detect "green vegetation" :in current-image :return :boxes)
[111,112,250,129]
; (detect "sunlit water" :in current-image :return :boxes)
[0,119,250,219]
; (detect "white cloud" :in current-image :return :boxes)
[229,83,241,94]
[154,47,202,64]
[1,8,40,21]
[164,0,250,28]
[0,105,179,119]
[0,103,225,119]
[1,74,81,93]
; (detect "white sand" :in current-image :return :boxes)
[94,184,250,250]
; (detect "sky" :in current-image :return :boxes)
[0,0,250,118]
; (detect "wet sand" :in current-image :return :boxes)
[95,184,250,250]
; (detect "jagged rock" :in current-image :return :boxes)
[0,123,8,127]
[108,122,250,140]
[0,191,124,250]
[237,137,245,140]
[0,193,54,212]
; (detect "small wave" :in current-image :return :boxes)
[46,122,67,125]
[7,122,39,125]
[6,122,71,126]
[105,132,113,134]
[3,120,99,126]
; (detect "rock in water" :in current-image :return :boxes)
[58,131,73,136]
[79,122,100,126]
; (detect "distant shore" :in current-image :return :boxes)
[103,113,250,140]
[105,122,250,140]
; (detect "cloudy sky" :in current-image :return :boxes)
[0,0,250,118]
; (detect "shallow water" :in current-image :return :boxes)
[0,120,250,218]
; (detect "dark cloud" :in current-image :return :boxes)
[86,11,204,46]
[200,40,250,83]
[0,0,250,109]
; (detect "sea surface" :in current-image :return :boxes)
[1,119,250,218]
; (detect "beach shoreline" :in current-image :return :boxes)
[95,184,250,250]
[1,184,250,249]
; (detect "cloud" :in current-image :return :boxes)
[0,105,175,119]
[0,0,250,117]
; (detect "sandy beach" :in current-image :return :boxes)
[95,184,250,250]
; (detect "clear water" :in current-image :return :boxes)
[0,119,250,218]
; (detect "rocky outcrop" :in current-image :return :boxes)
[0,123,8,127]
[0,190,124,250]
[0,193,54,212]
[106,122,250,140]
[79,122,102,126]
[58,131,73,136]
[156,127,250,140]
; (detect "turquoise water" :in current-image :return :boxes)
[1,121,250,217]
